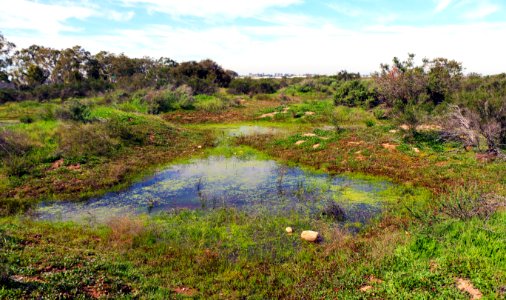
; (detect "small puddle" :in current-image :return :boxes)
[227,126,282,137]
[36,156,392,226]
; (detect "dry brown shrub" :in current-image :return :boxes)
[107,217,145,249]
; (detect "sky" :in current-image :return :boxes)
[1,0,505,75]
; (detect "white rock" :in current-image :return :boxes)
[301,230,320,242]
[285,227,293,234]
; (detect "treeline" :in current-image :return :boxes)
[0,33,237,101]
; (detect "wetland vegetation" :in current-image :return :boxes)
[0,33,505,299]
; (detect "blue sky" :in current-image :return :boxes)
[1,0,505,74]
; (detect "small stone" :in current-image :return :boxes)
[303,133,317,137]
[301,230,319,242]
[313,144,320,149]
[304,111,316,116]
[197,145,202,149]
[413,147,420,153]
[360,285,373,292]
[389,129,398,133]
[382,143,397,151]
[295,140,305,146]
[285,227,293,234]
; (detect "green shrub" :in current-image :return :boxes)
[228,78,281,95]
[365,120,375,127]
[0,198,33,216]
[56,99,94,123]
[19,115,34,124]
[144,85,195,114]
[373,107,388,120]
[0,88,20,103]
[3,155,33,177]
[334,80,378,108]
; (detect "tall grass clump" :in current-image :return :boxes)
[144,85,194,114]
[193,95,228,112]
[0,130,34,177]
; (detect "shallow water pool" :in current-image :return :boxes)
[36,156,392,224]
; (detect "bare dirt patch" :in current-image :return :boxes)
[164,100,281,124]
[382,143,398,151]
[456,278,483,299]
[173,287,198,297]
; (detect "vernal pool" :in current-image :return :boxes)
[36,155,396,225]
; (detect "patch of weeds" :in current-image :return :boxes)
[433,185,506,221]
[19,115,35,124]
[407,131,446,152]
[365,120,376,127]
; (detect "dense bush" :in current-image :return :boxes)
[144,85,195,114]
[0,88,19,103]
[334,80,378,108]
[373,55,462,133]
[293,78,337,94]
[170,60,234,95]
[55,99,95,123]
[228,78,281,95]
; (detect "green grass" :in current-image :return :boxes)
[379,212,506,298]
[1,208,503,298]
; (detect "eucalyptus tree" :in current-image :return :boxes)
[0,33,16,82]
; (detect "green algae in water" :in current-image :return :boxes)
[36,156,394,223]
[227,126,283,137]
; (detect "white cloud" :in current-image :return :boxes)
[120,0,302,19]
[435,0,453,12]
[0,0,95,35]
[463,3,499,19]
[327,3,363,17]
[2,1,506,75]
[107,10,135,22]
